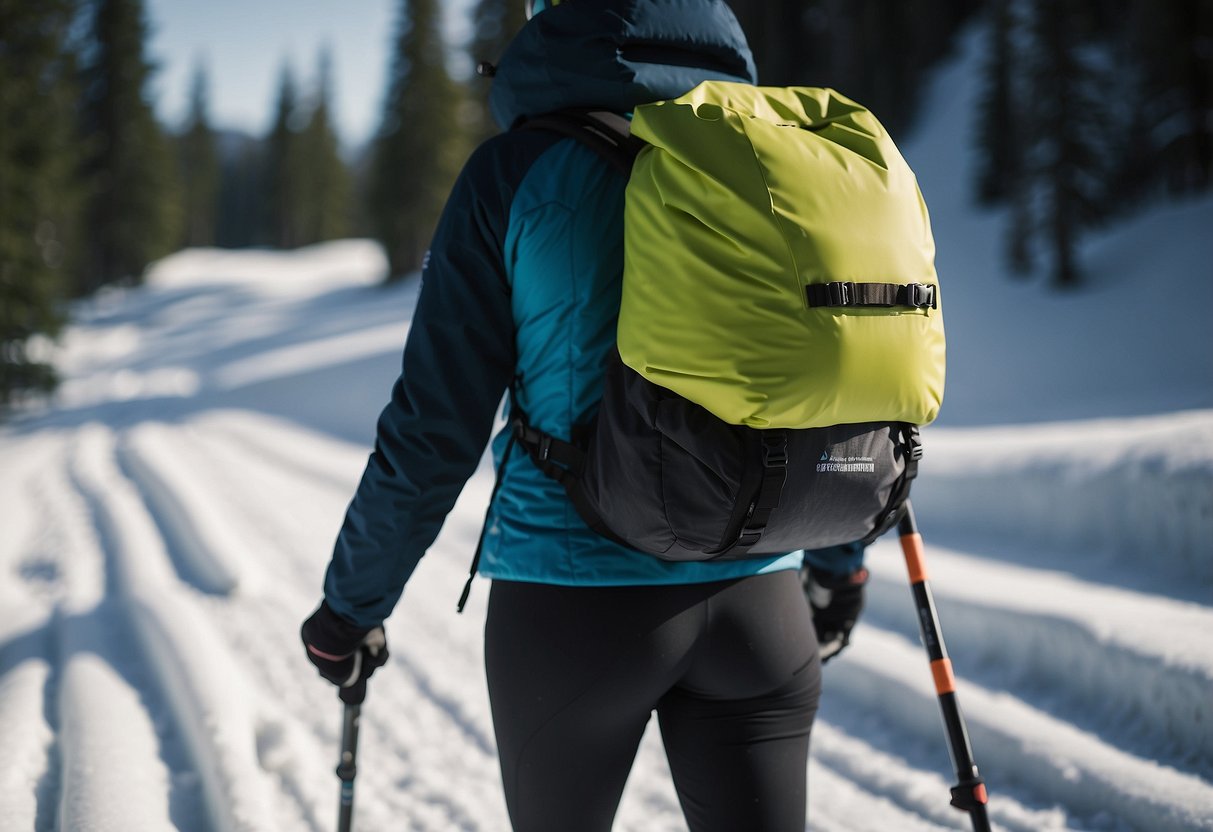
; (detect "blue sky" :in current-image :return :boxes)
[145,0,476,148]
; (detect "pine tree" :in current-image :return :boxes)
[369,0,468,279]
[0,0,81,412]
[974,0,1020,206]
[298,48,353,244]
[729,0,981,137]
[177,62,219,248]
[1006,170,1036,276]
[1019,0,1118,286]
[263,63,307,248]
[215,133,264,248]
[468,0,527,141]
[1122,0,1212,197]
[974,0,1037,276]
[77,0,181,291]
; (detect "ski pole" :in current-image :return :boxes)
[898,500,992,832]
[335,627,385,832]
[336,698,361,832]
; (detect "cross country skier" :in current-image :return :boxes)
[302,1,869,828]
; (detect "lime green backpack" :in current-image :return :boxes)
[513,82,945,559]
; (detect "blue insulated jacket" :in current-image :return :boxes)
[324,0,803,629]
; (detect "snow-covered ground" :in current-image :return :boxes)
[3,25,1212,832]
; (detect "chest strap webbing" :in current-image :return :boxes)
[806,281,938,310]
[731,430,789,552]
[510,406,632,549]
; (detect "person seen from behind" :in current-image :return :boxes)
[302,0,870,828]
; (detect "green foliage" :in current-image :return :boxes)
[263,64,308,248]
[261,51,352,249]
[297,49,353,244]
[177,62,220,247]
[368,0,469,278]
[77,0,182,292]
[0,0,81,412]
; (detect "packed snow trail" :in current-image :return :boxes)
[2,248,1211,829]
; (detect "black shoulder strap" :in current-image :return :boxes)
[516,110,646,174]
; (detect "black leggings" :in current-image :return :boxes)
[485,570,821,832]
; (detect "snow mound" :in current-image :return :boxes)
[144,239,389,294]
[916,410,1213,585]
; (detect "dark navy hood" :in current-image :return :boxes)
[490,0,757,130]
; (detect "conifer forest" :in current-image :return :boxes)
[2,0,1210,411]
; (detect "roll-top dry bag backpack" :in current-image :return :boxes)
[512,82,945,560]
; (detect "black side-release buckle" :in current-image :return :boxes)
[762,432,789,467]
[905,282,937,309]
[512,417,553,461]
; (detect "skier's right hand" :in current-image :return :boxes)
[301,601,390,704]
[801,566,868,664]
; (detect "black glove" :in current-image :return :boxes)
[301,601,389,705]
[801,565,869,664]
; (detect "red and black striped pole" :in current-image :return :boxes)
[898,500,993,832]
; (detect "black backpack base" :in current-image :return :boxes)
[514,351,921,561]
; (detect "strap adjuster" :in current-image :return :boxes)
[510,417,531,442]
[762,432,789,467]
[736,532,762,549]
[905,283,936,309]
[827,281,855,307]
[512,417,555,461]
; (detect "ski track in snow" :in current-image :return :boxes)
[3,232,1213,830]
[4,391,1211,830]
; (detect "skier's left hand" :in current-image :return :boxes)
[301,601,390,704]
[801,566,869,663]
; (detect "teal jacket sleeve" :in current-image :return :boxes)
[322,132,557,629]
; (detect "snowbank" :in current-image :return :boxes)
[915,410,1213,585]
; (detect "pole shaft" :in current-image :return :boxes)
[898,502,993,832]
[337,702,361,832]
